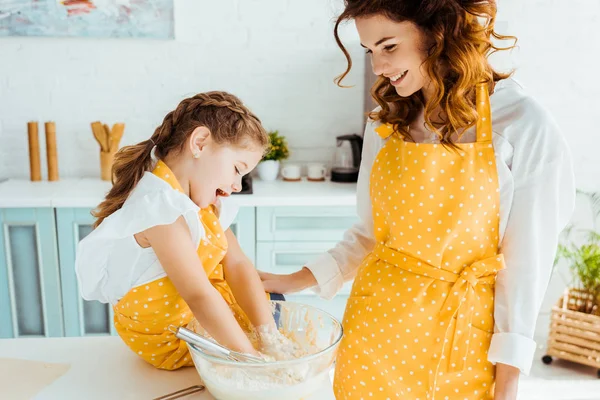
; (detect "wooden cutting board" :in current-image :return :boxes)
[0,358,70,400]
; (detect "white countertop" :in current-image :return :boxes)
[0,178,357,208]
[0,336,599,400]
[0,336,335,400]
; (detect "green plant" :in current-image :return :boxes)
[262,131,289,162]
[555,190,600,315]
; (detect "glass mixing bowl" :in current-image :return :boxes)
[187,301,343,400]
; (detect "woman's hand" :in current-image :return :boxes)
[494,363,520,400]
[258,267,318,295]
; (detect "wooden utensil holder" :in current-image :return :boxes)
[100,151,116,181]
[542,288,600,378]
[92,121,124,181]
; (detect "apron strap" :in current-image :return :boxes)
[475,82,492,142]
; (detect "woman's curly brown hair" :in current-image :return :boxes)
[334,0,517,146]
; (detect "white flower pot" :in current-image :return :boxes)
[257,160,280,181]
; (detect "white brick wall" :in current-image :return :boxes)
[0,0,365,179]
[1,0,598,186]
[0,0,598,340]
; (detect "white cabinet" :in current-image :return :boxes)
[256,206,358,321]
[257,206,358,242]
[256,241,351,320]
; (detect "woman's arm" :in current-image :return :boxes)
[145,216,258,355]
[489,120,575,376]
[494,363,520,400]
[260,119,383,299]
[222,228,275,329]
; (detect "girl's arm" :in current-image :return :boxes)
[144,216,258,355]
[222,228,275,329]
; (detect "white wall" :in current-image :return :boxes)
[491,0,600,340]
[0,0,365,180]
[1,0,598,186]
[1,0,598,339]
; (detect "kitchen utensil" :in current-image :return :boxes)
[109,123,125,152]
[27,121,41,181]
[188,301,343,400]
[330,134,363,183]
[168,325,264,363]
[282,163,301,181]
[91,121,125,181]
[45,122,59,181]
[91,121,108,152]
[152,385,205,400]
[103,124,111,150]
[307,163,327,182]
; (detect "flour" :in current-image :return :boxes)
[187,305,336,400]
[255,324,308,360]
[190,324,323,399]
[200,367,330,400]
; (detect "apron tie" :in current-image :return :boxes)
[372,244,505,374]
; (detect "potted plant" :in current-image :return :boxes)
[543,190,600,377]
[257,130,289,181]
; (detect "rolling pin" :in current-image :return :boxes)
[45,122,59,181]
[27,121,42,181]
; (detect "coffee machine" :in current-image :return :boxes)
[331,134,363,183]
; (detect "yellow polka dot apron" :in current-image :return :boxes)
[113,160,255,370]
[333,83,506,400]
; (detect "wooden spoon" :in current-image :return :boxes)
[91,121,107,152]
[109,123,125,153]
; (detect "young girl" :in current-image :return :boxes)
[76,91,282,370]
[260,1,575,399]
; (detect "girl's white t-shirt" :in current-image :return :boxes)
[75,171,238,305]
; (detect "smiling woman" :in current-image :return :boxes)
[258,1,576,399]
[334,0,516,148]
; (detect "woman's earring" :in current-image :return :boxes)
[193,153,200,159]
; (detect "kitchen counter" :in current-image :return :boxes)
[1,336,599,399]
[0,336,335,400]
[0,178,357,208]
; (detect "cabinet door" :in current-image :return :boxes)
[256,241,353,296]
[229,207,256,264]
[0,208,63,338]
[56,208,116,337]
[285,294,349,323]
[257,206,358,242]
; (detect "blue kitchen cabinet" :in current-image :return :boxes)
[56,208,117,337]
[0,208,63,338]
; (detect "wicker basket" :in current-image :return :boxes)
[542,288,600,378]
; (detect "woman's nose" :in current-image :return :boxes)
[371,54,386,77]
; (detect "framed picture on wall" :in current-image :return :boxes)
[0,0,174,39]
